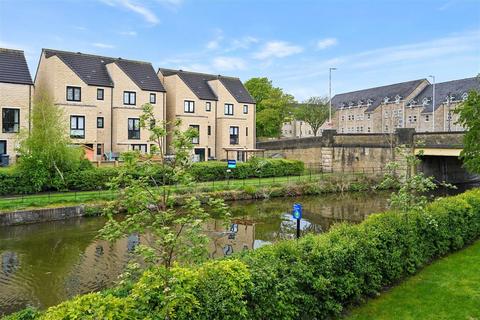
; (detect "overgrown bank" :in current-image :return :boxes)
[6,188,480,319]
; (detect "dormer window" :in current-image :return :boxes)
[450,95,456,102]
[462,92,468,101]
[348,102,354,108]
[395,95,401,103]
[422,98,429,106]
[357,100,363,107]
[366,99,373,107]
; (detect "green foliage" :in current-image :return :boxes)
[455,89,480,173]
[28,189,480,320]
[190,159,304,181]
[294,97,331,136]
[244,77,295,137]
[16,90,89,191]
[378,147,439,213]
[99,104,229,272]
[2,307,41,320]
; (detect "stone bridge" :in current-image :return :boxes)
[256,129,477,184]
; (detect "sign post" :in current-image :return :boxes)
[292,203,302,239]
[227,159,237,169]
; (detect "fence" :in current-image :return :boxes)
[0,165,396,212]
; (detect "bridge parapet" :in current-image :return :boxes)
[413,131,465,149]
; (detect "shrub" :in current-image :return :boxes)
[190,159,304,182]
[27,189,480,320]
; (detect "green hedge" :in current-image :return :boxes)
[9,188,480,319]
[189,159,305,181]
[0,159,305,195]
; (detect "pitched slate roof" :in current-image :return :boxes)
[159,68,255,103]
[413,77,480,113]
[43,49,165,91]
[331,79,425,112]
[0,48,33,85]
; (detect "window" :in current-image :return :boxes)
[184,100,195,113]
[70,116,85,138]
[128,118,140,139]
[123,91,136,105]
[341,115,345,121]
[207,125,212,136]
[97,117,104,128]
[67,86,81,102]
[132,144,147,153]
[224,103,234,115]
[0,140,6,154]
[367,127,371,133]
[425,115,430,122]
[97,144,103,156]
[206,102,211,112]
[2,108,19,133]
[208,148,212,158]
[367,114,371,120]
[190,125,199,144]
[246,127,249,136]
[243,105,248,114]
[150,93,156,104]
[97,88,104,100]
[229,126,239,145]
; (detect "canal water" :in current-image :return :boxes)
[0,189,450,315]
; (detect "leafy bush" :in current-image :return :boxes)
[20,189,480,320]
[190,159,304,182]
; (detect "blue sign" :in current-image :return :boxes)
[227,160,237,169]
[292,203,302,220]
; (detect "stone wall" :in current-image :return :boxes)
[0,206,85,226]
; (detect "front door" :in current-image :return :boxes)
[194,148,205,162]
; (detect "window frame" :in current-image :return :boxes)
[207,125,212,136]
[123,91,136,105]
[66,86,81,102]
[128,118,141,140]
[150,93,156,104]
[97,88,104,101]
[206,102,211,112]
[0,140,6,155]
[131,144,147,153]
[184,100,195,113]
[97,117,104,129]
[190,125,200,144]
[229,126,239,145]
[2,108,20,133]
[70,115,85,139]
[224,103,234,116]
[243,104,248,114]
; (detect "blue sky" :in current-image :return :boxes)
[1,0,479,100]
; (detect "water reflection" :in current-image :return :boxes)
[0,191,392,315]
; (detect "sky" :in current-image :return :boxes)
[0,0,479,101]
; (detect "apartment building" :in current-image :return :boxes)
[0,49,33,164]
[35,49,166,160]
[158,69,255,161]
[332,79,429,134]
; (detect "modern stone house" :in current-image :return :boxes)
[158,69,255,161]
[0,48,33,164]
[331,77,478,134]
[35,49,166,160]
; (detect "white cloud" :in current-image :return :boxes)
[74,26,87,31]
[227,36,259,52]
[100,0,159,25]
[119,31,137,36]
[212,56,246,71]
[156,0,183,8]
[254,41,303,59]
[206,29,224,50]
[316,38,338,50]
[92,42,115,49]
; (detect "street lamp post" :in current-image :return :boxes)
[329,67,337,125]
[429,75,435,132]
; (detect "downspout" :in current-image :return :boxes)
[163,91,166,155]
[214,100,218,159]
[110,87,114,154]
[28,85,32,134]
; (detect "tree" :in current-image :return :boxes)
[294,97,330,136]
[244,77,295,138]
[99,103,230,271]
[455,89,480,173]
[16,89,86,191]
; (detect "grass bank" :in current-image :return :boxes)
[346,239,480,320]
[0,172,379,212]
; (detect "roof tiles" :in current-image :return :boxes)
[0,48,33,85]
